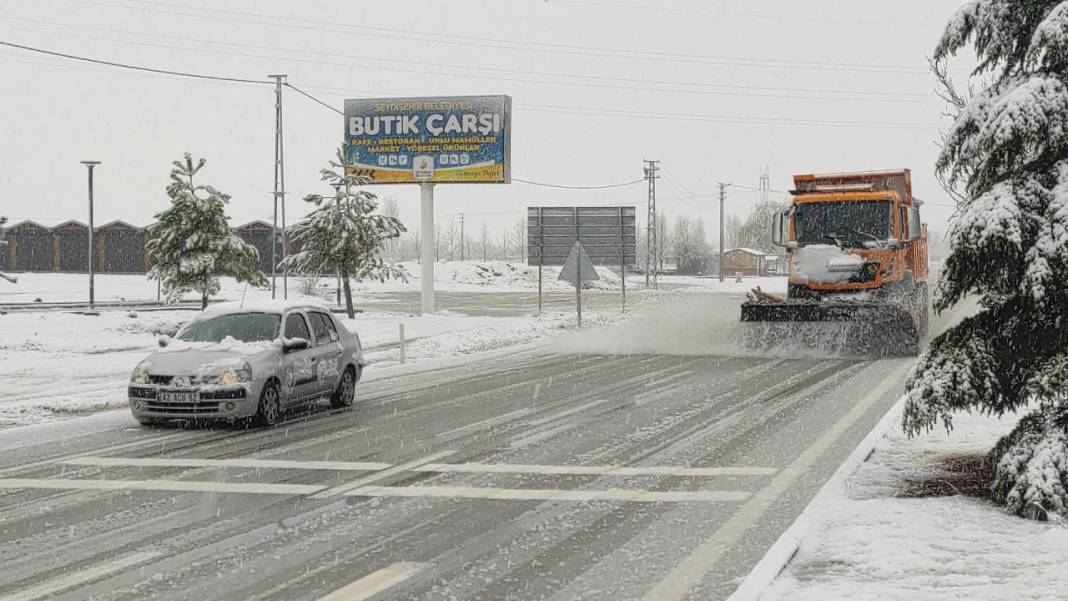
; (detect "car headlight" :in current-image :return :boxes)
[131,362,150,384]
[218,363,252,385]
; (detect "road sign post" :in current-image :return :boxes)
[558,241,599,328]
[528,206,636,316]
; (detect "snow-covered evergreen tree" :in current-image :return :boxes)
[279,148,406,318]
[146,154,266,309]
[904,0,1068,520]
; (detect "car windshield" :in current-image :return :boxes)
[176,312,281,343]
[794,200,892,248]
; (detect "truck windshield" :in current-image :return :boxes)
[794,200,892,248]
[176,313,281,343]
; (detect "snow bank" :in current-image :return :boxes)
[760,411,1068,601]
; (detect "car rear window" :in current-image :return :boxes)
[311,312,340,343]
[283,313,312,342]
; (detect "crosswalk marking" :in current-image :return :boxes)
[418,463,777,477]
[310,450,458,499]
[0,551,162,601]
[60,456,392,472]
[0,477,324,496]
[344,484,750,503]
[57,455,777,479]
[316,562,427,601]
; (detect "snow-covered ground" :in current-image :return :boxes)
[0,265,784,428]
[0,307,616,428]
[759,409,1068,601]
[0,261,633,305]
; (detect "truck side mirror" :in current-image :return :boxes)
[771,210,789,247]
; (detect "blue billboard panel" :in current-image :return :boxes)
[344,95,511,184]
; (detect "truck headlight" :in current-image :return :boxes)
[131,362,150,384]
[218,363,252,385]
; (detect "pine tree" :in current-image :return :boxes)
[903,0,1068,520]
[146,154,266,309]
[279,148,407,319]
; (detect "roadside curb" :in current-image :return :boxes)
[725,390,909,601]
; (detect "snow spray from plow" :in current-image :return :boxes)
[549,293,901,360]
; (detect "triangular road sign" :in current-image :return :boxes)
[558,241,600,285]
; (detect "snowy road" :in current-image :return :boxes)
[0,345,910,600]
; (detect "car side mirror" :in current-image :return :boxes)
[283,337,309,353]
[158,335,170,348]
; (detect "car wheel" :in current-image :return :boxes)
[253,381,282,427]
[331,367,356,409]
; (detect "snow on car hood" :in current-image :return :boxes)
[793,244,864,284]
[146,337,278,376]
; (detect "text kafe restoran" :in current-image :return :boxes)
[348,112,503,137]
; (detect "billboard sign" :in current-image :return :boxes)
[344,95,511,184]
[527,206,637,267]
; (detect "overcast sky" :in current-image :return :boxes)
[1,0,970,240]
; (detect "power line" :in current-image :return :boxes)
[284,83,342,116]
[77,0,947,75]
[513,177,645,190]
[0,38,942,131]
[552,0,942,29]
[0,39,270,84]
[0,23,940,105]
[1,15,939,100]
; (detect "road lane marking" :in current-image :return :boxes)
[344,484,750,503]
[316,562,427,601]
[60,456,392,472]
[0,551,162,601]
[435,408,532,438]
[526,398,615,427]
[0,478,325,496]
[641,359,914,601]
[56,456,776,478]
[417,463,777,477]
[310,450,457,499]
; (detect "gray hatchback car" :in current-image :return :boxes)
[128,300,365,427]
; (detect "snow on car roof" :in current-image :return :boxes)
[201,299,333,317]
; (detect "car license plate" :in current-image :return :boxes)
[160,391,198,403]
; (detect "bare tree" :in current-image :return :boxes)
[929,56,974,209]
[380,196,401,261]
[724,213,743,249]
[441,220,459,261]
[499,228,510,261]
[477,221,490,261]
[511,218,527,262]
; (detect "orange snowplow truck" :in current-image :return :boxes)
[740,169,929,355]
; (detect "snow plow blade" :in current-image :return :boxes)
[740,300,919,356]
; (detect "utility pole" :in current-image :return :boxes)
[459,212,466,262]
[719,182,729,283]
[269,74,288,299]
[759,165,770,204]
[80,161,100,309]
[643,159,659,289]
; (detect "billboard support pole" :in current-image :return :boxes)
[619,205,626,314]
[420,181,435,313]
[537,206,543,316]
